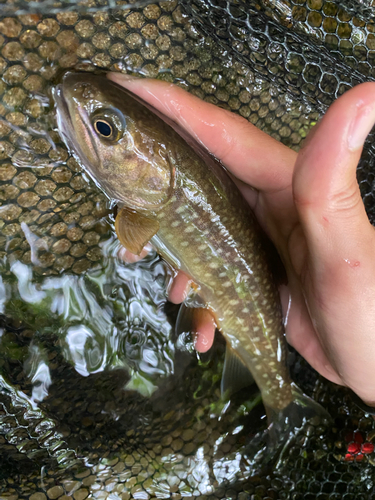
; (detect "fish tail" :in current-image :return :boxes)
[272,384,331,467]
[244,383,330,469]
[270,382,329,427]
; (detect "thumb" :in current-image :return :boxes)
[294,82,375,254]
[291,82,375,403]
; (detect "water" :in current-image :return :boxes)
[0,0,375,498]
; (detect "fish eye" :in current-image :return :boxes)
[91,108,125,143]
[94,119,113,138]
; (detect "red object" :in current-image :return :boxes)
[347,442,361,454]
[344,430,374,460]
[361,443,374,454]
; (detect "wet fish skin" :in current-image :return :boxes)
[55,71,320,420]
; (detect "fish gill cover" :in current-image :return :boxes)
[0,0,374,499]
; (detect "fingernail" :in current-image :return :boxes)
[348,104,375,151]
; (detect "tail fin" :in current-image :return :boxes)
[243,383,331,470]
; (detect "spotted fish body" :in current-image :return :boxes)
[55,71,320,425]
[153,152,292,412]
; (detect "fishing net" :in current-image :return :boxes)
[0,0,374,498]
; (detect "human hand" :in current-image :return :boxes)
[110,72,375,406]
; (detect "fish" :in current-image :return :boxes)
[0,1,374,498]
[54,71,327,451]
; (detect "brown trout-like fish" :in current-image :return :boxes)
[54,71,325,445]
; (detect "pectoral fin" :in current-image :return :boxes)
[115,207,159,256]
[176,299,217,351]
[221,347,254,399]
[175,296,206,337]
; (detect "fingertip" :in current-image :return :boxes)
[193,310,216,353]
[167,271,192,304]
[194,333,211,353]
[293,82,375,265]
[118,244,151,263]
[294,83,375,213]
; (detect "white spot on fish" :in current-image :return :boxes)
[229,299,239,306]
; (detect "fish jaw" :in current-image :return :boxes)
[54,82,102,183]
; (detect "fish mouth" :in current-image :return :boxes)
[54,83,100,171]
[54,84,75,150]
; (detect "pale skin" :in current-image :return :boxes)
[109,73,375,407]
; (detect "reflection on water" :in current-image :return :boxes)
[0,0,375,497]
[25,344,52,402]
[2,235,176,393]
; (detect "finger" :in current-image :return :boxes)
[193,309,216,353]
[293,83,375,250]
[168,272,216,351]
[118,243,152,263]
[108,73,296,194]
[167,271,192,304]
[293,82,375,403]
[279,283,343,385]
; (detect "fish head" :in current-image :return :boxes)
[54,72,174,212]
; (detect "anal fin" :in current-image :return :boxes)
[221,347,254,399]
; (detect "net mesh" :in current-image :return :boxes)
[0,0,374,498]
